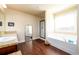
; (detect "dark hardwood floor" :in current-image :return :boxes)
[17,39,70,55]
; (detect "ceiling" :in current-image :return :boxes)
[6,4,55,18]
[2,4,75,18]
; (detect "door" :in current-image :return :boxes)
[25,25,32,41]
[40,20,45,39]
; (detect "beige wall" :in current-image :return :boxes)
[0,8,40,43]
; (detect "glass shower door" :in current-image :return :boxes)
[40,20,45,39]
[25,25,32,42]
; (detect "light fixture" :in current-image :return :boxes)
[2,4,7,8]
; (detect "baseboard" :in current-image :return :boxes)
[32,37,40,40]
[18,41,25,44]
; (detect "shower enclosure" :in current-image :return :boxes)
[25,25,32,42]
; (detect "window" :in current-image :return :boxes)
[53,6,77,44]
[54,6,77,35]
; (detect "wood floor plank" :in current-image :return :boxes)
[17,39,70,55]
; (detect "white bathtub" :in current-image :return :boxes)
[0,36,18,48]
[0,37,18,43]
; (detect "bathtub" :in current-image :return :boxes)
[0,32,18,48]
[0,37,18,43]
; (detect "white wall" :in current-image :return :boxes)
[45,10,55,37]
[0,8,40,43]
[77,5,79,54]
[0,12,4,32]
